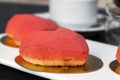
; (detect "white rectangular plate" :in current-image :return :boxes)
[0,33,120,80]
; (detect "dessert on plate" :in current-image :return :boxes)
[116,44,120,62]
[19,27,89,66]
[13,16,59,46]
[5,14,38,38]
[5,13,59,46]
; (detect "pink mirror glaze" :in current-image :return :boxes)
[5,14,59,46]
[20,27,89,66]
[116,44,120,62]
[5,14,39,38]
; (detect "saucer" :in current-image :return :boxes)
[35,12,107,32]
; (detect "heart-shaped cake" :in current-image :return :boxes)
[116,44,120,62]
[20,27,89,66]
[5,14,59,46]
[5,14,38,38]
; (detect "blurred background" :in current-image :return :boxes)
[0,0,112,43]
[0,0,112,33]
[0,0,112,8]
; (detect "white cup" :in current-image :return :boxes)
[49,0,98,30]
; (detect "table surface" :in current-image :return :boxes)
[0,2,112,80]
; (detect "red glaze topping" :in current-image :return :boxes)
[116,44,120,62]
[5,14,38,37]
[13,15,59,45]
[20,27,89,61]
